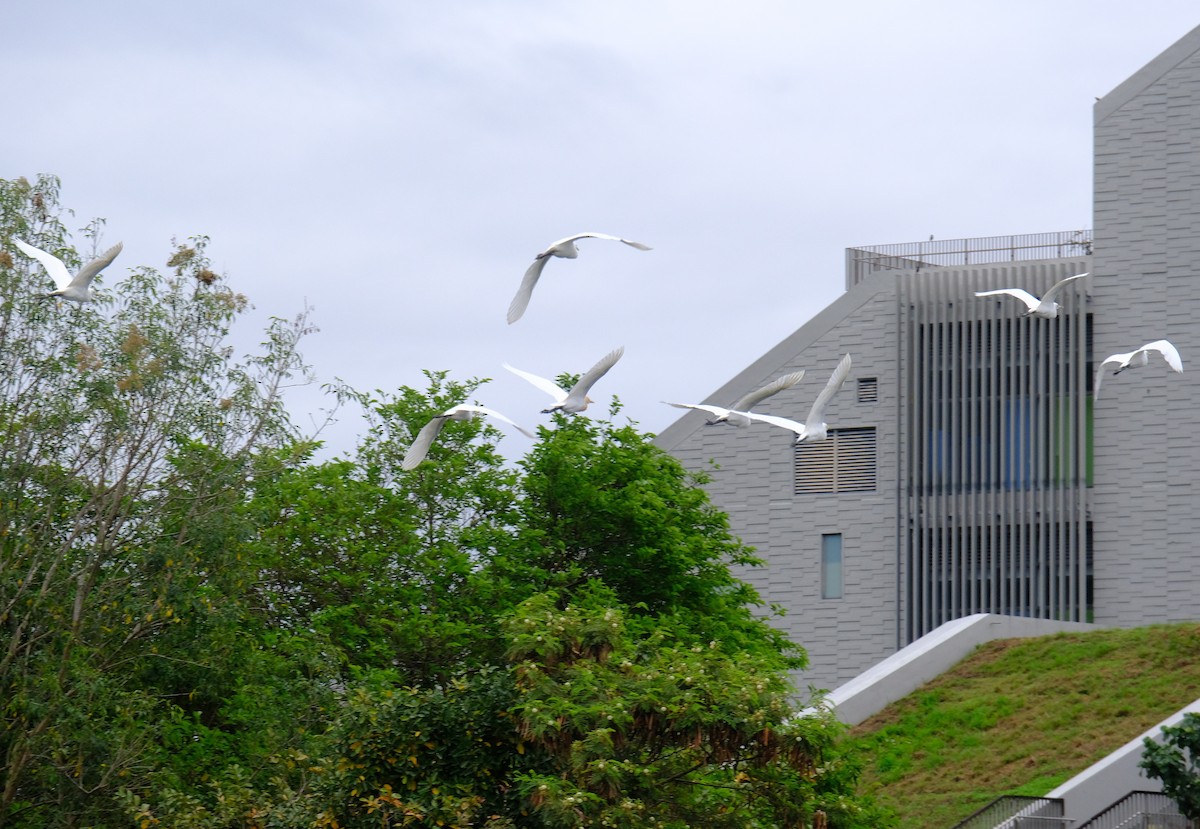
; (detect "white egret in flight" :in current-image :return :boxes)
[507,233,651,324]
[13,238,124,303]
[504,346,625,414]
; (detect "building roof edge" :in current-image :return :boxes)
[1095,24,1200,123]
[653,273,895,451]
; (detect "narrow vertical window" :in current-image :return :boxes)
[822,533,843,599]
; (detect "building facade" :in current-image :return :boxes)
[656,24,1200,691]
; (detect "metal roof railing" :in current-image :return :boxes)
[846,229,1092,289]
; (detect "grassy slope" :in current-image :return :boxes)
[846,623,1200,829]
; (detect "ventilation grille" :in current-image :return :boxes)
[857,377,878,403]
[795,427,877,494]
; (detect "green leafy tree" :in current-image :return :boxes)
[247,371,528,684]
[505,583,872,829]
[2,179,887,827]
[294,584,887,829]
[1141,711,1200,820]
[505,409,804,670]
[0,175,319,827]
[237,383,886,828]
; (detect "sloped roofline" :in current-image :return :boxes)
[1095,23,1200,123]
[653,271,894,451]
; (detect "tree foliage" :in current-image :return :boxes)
[1141,712,1200,820]
[0,177,888,828]
[0,175,317,827]
[509,411,803,670]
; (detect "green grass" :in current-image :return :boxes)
[846,622,1200,829]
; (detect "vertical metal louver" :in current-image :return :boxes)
[795,427,877,494]
[898,263,1093,643]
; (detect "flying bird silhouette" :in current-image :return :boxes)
[663,370,806,427]
[974,272,1089,319]
[742,354,853,443]
[1093,339,1183,398]
[13,238,124,303]
[507,233,651,324]
[401,404,534,470]
[504,346,625,414]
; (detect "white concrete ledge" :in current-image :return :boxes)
[822,613,1103,726]
[1047,698,1200,825]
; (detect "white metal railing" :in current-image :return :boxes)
[846,230,1092,289]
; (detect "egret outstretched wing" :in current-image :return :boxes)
[507,233,651,324]
[731,370,806,412]
[973,287,1040,313]
[14,239,73,290]
[805,354,853,427]
[402,404,533,470]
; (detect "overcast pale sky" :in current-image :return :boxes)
[4,2,1198,459]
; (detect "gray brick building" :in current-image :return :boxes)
[656,24,1200,691]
